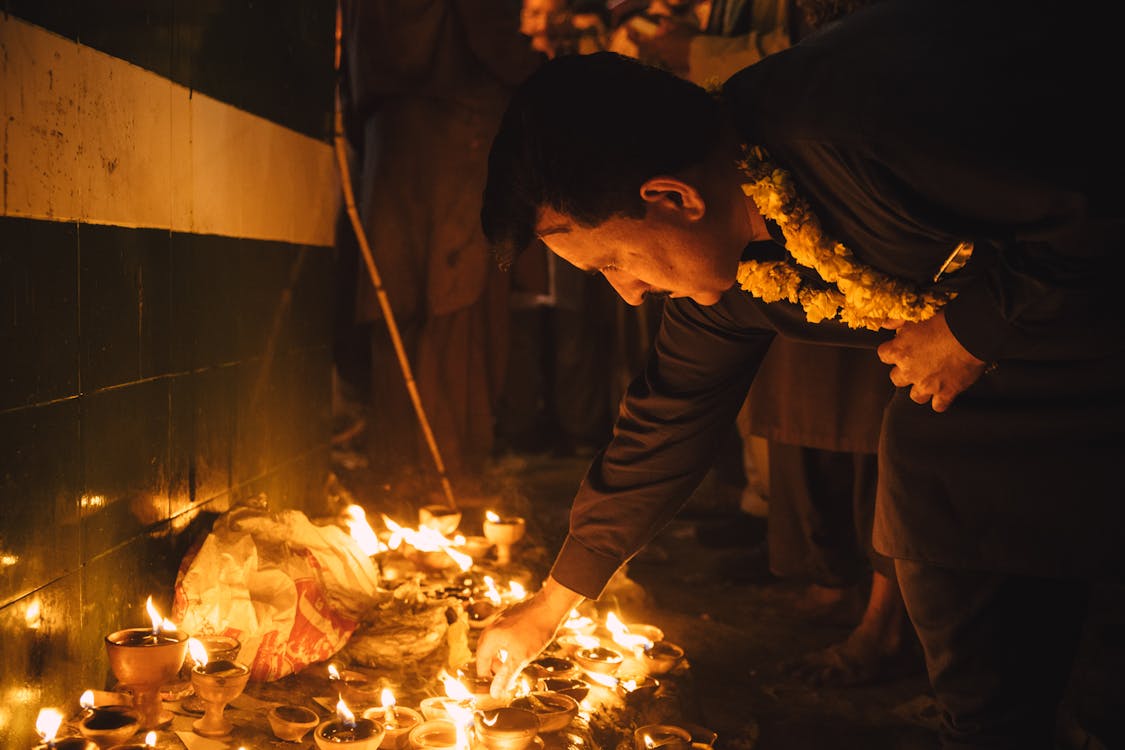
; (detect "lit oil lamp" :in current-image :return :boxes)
[406,719,459,750]
[315,698,385,750]
[572,645,624,677]
[34,708,96,750]
[474,707,539,750]
[187,637,250,737]
[616,675,660,705]
[420,670,477,721]
[104,597,189,730]
[104,729,157,750]
[509,691,579,734]
[641,641,685,676]
[77,690,140,749]
[552,633,600,658]
[481,511,525,565]
[633,725,692,750]
[361,688,422,749]
[179,634,242,714]
[418,504,462,537]
[536,678,590,704]
[525,656,581,682]
[605,612,654,656]
[329,663,383,708]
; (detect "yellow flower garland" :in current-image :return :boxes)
[735,145,964,331]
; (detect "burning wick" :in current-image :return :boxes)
[142,596,177,643]
[328,663,342,681]
[381,688,396,728]
[36,708,63,748]
[497,648,509,665]
[144,731,157,748]
[187,637,209,669]
[79,689,96,715]
[338,699,357,729]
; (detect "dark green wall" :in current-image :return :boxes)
[0,1,337,744]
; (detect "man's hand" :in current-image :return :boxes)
[626,18,695,75]
[476,577,584,699]
[876,311,988,412]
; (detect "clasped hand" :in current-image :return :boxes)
[876,311,987,412]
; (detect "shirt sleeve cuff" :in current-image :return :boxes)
[943,282,1008,363]
[549,534,624,601]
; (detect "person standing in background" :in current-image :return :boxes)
[336,0,541,495]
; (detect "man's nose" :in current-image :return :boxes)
[604,270,647,306]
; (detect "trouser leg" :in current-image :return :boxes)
[895,559,1088,750]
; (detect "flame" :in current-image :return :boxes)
[485,510,500,523]
[508,581,527,600]
[575,634,601,649]
[515,676,532,698]
[80,690,95,710]
[454,534,466,545]
[145,730,156,747]
[187,637,209,668]
[381,515,472,571]
[328,664,342,680]
[563,609,594,633]
[643,733,655,749]
[35,708,63,742]
[620,678,638,692]
[440,671,474,702]
[482,577,503,606]
[145,596,163,634]
[481,712,499,727]
[585,671,618,688]
[606,612,651,651]
[160,619,177,632]
[445,701,473,749]
[497,648,509,665]
[381,688,395,708]
[345,505,387,556]
[24,599,41,630]
[336,698,357,728]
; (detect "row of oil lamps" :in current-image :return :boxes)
[31,598,699,750]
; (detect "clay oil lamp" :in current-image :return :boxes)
[76,690,140,749]
[315,698,385,750]
[537,677,590,704]
[418,505,462,537]
[420,670,476,721]
[104,730,157,750]
[104,597,189,730]
[268,705,321,742]
[623,623,664,645]
[180,634,242,714]
[616,675,660,706]
[572,644,624,677]
[510,691,579,734]
[552,633,600,659]
[455,662,505,711]
[35,708,96,750]
[186,636,250,737]
[406,719,460,750]
[329,664,383,709]
[454,534,492,561]
[361,688,423,750]
[474,707,540,750]
[641,641,685,676]
[633,725,692,750]
[481,511,525,565]
[525,656,581,682]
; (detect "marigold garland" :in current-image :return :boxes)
[735,144,963,331]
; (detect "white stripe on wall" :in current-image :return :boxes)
[0,14,339,247]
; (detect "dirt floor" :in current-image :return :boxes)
[330,443,1125,750]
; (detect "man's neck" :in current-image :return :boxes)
[744,193,772,243]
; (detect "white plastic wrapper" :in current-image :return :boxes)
[172,500,384,681]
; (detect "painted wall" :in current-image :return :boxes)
[0,2,338,743]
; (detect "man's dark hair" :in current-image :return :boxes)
[481,52,721,268]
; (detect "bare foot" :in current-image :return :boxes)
[790,583,866,627]
[785,630,922,687]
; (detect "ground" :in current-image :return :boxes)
[329,444,1125,750]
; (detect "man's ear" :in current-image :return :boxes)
[639,176,705,222]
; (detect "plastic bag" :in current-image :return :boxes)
[172,498,385,681]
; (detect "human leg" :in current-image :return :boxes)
[896,559,1089,750]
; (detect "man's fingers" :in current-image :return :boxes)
[876,341,897,365]
[930,393,952,412]
[909,384,930,405]
[888,365,910,388]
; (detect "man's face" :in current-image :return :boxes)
[534,200,746,307]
